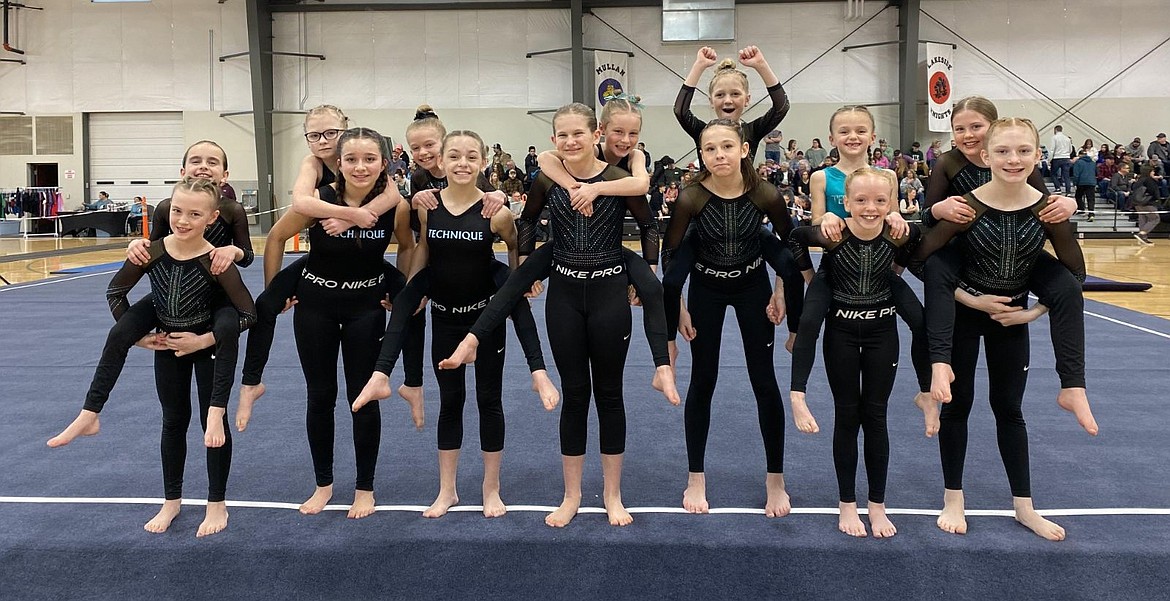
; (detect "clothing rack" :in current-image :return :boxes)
[0,187,65,238]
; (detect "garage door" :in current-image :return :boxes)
[87,112,185,206]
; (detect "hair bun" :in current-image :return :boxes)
[414,104,438,121]
[715,58,737,72]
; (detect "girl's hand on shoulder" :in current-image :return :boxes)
[934,196,975,224]
[884,212,909,238]
[481,190,507,217]
[412,189,439,210]
[127,238,152,266]
[819,212,845,242]
[208,245,241,276]
[1038,194,1076,223]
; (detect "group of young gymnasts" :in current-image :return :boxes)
[45,45,1099,542]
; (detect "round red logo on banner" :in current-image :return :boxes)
[929,72,950,104]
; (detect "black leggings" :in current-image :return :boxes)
[85,296,240,412]
[939,302,1032,498]
[546,270,631,456]
[823,314,898,504]
[923,244,1084,388]
[294,303,384,491]
[241,256,417,387]
[683,273,785,473]
[375,262,545,376]
[155,347,231,502]
[432,314,507,452]
[469,244,669,367]
[793,270,931,393]
[664,228,807,340]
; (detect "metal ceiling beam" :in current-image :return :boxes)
[247,0,277,231]
[267,0,843,12]
[898,0,920,149]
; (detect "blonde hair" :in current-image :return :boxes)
[845,166,898,199]
[985,117,1040,148]
[951,96,998,123]
[708,59,748,95]
[599,95,642,127]
[304,104,348,129]
[552,102,598,133]
[172,176,221,209]
[443,130,488,158]
[829,105,875,132]
[406,104,447,140]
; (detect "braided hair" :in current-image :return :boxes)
[334,127,390,208]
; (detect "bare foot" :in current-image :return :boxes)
[545,496,581,528]
[348,490,376,519]
[144,499,182,534]
[931,363,954,403]
[838,502,868,537]
[765,473,791,518]
[937,489,968,535]
[604,493,633,527]
[652,365,681,406]
[235,383,265,431]
[790,393,819,434]
[1056,387,1098,436]
[1014,497,1066,541]
[299,485,333,515]
[197,501,228,537]
[785,331,797,354]
[397,385,425,430]
[47,410,100,448]
[439,335,479,369]
[914,391,940,437]
[682,472,709,514]
[422,491,458,518]
[482,487,506,518]
[868,502,897,538]
[352,372,390,413]
[531,370,560,411]
[204,407,226,448]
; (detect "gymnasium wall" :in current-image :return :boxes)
[1,0,1167,209]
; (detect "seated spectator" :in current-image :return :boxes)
[83,191,112,211]
[1108,162,1134,210]
[500,168,525,197]
[899,169,924,201]
[871,148,891,169]
[900,187,921,221]
[1096,156,1118,199]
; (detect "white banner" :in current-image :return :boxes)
[595,51,629,107]
[926,43,954,133]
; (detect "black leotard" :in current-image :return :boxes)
[674,82,791,168]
